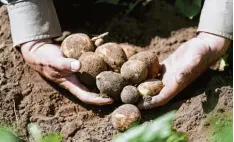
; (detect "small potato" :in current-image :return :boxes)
[61,33,94,59]
[95,43,127,72]
[129,51,160,79]
[137,79,164,96]
[96,71,126,100]
[121,86,140,104]
[120,60,148,85]
[111,104,141,131]
[78,52,107,87]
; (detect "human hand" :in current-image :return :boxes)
[21,39,113,105]
[138,32,231,109]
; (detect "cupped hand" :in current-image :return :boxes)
[138,32,231,109]
[21,39,113,105]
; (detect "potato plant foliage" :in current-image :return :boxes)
[113,111,188,142]
[96,0,202,19]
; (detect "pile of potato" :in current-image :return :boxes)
[61,33,164,131]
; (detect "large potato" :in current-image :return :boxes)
[96,71,126,100]
[95,43,127,72]
[78,52,107,87]
[129,51,160,79]
[119,43,137,59]
[120,60,148,85]
[111,104,141,131]
[61,33,94,59]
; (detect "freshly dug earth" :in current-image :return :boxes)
[0,1,232,142]
[78,52,107,87]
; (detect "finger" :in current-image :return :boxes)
[48,57,81,72]
[61,75,114,105]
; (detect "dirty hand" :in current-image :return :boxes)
[138,32,231,109]
[20,39,113,105]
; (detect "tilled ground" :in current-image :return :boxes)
[0,1,232,142]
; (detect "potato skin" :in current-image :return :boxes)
[111,104,141,131]
[121,86,140,104]
[120,60,148,85]
[95,43,127,72]
[137,79,164,96]
[96,71,126,100]
[78,52,107,87]
[129,51,160,79]
[119,43,137,59]
[61,33,94,59]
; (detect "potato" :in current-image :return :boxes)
[96,71,126,100]
[78,52,107,87]
[129,51,160,79]
[95,43,127,72]
[137,79,164,96]
[61,33,94,59]
[94,38,104,47]
[121,86,140,104]
[119,43,137,59]
[120,60,148,85]
[111,104,141,131]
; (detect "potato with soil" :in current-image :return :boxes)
[129,51,160,79]
[121,60,148,85]
[137,79,164,96]
[61,33,94,59]
[95,43,127,72]
[121,85,140,104]
[78,52,107,87]
[111,104,141,131]
[96,71,126,100]
[119,43,137,59]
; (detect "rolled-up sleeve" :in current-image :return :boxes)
[1,0,62,46]
[198,0,233,40]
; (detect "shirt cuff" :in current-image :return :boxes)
[7,0,62,46]
[197,0,233,40]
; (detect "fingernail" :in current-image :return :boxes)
[71,61,81,71]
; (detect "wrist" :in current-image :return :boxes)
[20,39,53,53]
[197,32,231,65]
[198,32,231,53]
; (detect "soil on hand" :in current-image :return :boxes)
[0,1,232,142]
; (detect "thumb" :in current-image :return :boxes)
[49,57,81,72]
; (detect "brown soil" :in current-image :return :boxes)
[0,1,232,142]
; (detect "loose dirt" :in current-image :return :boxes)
[0,1,232,142]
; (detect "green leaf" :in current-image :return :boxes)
[114,111,187,142]
[41,133,63,142]
[96,0,120,5]
[0,128,21,142]
[125,0,142,15]
[175,0,202,19]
